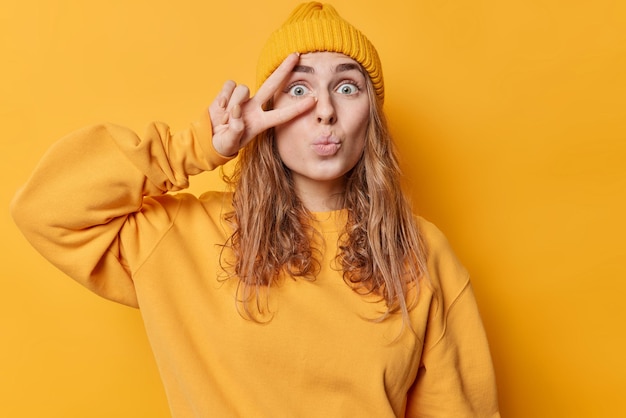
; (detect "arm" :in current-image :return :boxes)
[11,53,316,307]
[406,221,500,417]
[10,116,230,307]
[407,281,500,417]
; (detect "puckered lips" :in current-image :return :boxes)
[311,134,341,156]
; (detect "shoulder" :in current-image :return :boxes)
[146,190,233,208]
[416,217,454,256]
[416,217,463,268]
[136,190,233,228]
[198,190,234,210]
[415,216,470,303]
[126,191,234,253]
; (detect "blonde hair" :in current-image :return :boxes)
[222,74,427,324]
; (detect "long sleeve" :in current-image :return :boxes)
[10,113,232,307]
[406,220,500,417]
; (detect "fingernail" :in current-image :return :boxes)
[232,104,242,119]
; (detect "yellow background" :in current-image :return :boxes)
[2,0,625,416]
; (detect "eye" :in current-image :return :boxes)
[336,83,359,95]
[287,84,310,97]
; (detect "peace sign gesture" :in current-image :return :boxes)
[209,53,316,157]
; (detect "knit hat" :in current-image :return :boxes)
[256,2,384,102]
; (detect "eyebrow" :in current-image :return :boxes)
[335,62,362,73]
[293,65,314,74]
[292,62,363,74]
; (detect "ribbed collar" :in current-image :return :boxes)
[309,209,348,234]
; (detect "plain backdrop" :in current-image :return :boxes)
[2,0,625,416]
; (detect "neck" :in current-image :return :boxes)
[293,176,346,212]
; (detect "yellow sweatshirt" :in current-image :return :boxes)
[11,113,500,417]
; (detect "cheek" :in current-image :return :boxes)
[345,98,370,128]
[351,107,370,145]
[274,123,301,162]
[350,111,369,160]
[274,117,299,149]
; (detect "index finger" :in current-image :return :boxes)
[253,53,301,105]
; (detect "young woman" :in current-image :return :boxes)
[11,2,500,417]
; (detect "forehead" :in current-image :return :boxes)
[296,51,362,70]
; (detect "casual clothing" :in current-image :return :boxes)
[11,112,500,417]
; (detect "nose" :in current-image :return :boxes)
[315,91,336,125]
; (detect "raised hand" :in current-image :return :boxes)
[209,53,316,156]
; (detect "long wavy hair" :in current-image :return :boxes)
[222,73,427,324]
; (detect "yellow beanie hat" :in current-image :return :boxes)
[256,2,384,102]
